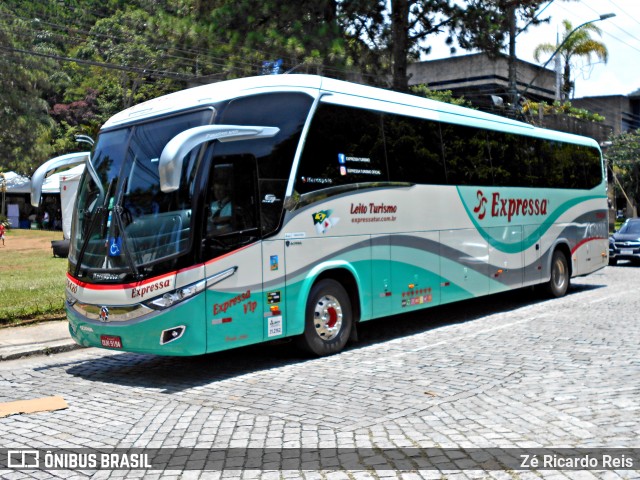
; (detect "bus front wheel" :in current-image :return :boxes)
[546,250,570,298]
[299,279,353,356]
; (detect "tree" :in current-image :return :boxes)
[607,129,640,215]
[349,0,552,93]
[457,0,549,56]
[534,19,608,99]
[410,84,472,107]
[0,1,220,172]
[1,0,605,177]
[346,0,464,91]
[387,0,463,92]
[75,9,181,110]
[337,0,387,84]
[455,0,555,108]
[208,0,349,78]
[0,4,56,174]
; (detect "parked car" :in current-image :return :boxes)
[609,218,640,265]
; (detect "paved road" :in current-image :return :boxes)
[0,264,639,479]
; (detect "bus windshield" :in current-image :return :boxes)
[69,109,214,278]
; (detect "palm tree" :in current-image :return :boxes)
[533,19,609,99]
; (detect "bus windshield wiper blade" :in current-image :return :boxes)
[73,206,105,278]
[109,175,141,278]
[74,178,116,278]
[112,204,140,278]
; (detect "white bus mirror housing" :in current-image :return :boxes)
[159,125,279,193]
[31,152,90,207]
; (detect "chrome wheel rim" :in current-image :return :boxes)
[552,257,567,291]
[313,294,343,341]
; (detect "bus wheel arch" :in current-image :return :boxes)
[297,269,360,356]
[546,244,571,298]
[316,268,361,324]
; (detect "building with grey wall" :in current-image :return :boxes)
[407,53,558,110]
[572,92,640,135]
[407,53,640,142]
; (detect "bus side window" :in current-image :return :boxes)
[383,114,446,185]
[296,103,387,194]
[207,177,234,235]
[439,123,497,186]
[203,153,260,257]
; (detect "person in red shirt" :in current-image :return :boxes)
[0,222,5,246]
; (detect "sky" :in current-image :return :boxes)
[428,0,640,99]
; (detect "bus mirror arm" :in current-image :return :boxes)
[159,125,279,193]
[30,152,90,207]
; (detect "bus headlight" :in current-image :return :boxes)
[145,280,205,310]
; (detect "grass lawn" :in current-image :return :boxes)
[0,229,68,325]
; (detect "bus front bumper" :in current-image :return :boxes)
[66,295,207,356]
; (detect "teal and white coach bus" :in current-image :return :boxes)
[33,74,609,356]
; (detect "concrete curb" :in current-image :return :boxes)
[0,320,86,362]
[0,342,85,362]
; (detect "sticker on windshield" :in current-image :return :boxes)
[337,153,380,176]
[108,237,122,257]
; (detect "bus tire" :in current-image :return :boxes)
[546,250,570,298]
[299,278,352,356]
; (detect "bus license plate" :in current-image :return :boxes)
[100,335,122,349]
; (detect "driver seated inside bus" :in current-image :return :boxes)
[208,181,233,234]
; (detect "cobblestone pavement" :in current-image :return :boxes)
[0,264,639,479]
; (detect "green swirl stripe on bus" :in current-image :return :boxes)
[457,187,605,254]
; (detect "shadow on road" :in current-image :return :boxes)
[64,282,605,392]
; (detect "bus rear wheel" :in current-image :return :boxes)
[299,279,352,356]
[546,250,570,298]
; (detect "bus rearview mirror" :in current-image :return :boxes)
[159,125,279,193]
[31,152,90,207]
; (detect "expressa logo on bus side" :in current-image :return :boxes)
[473,190,548,222]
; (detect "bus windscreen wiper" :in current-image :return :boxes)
[73,205,105,278]
[110,176,141,279]
[73,179,115,278]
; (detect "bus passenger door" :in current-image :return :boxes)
[371,235,392,318]
[202,152,264,353]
